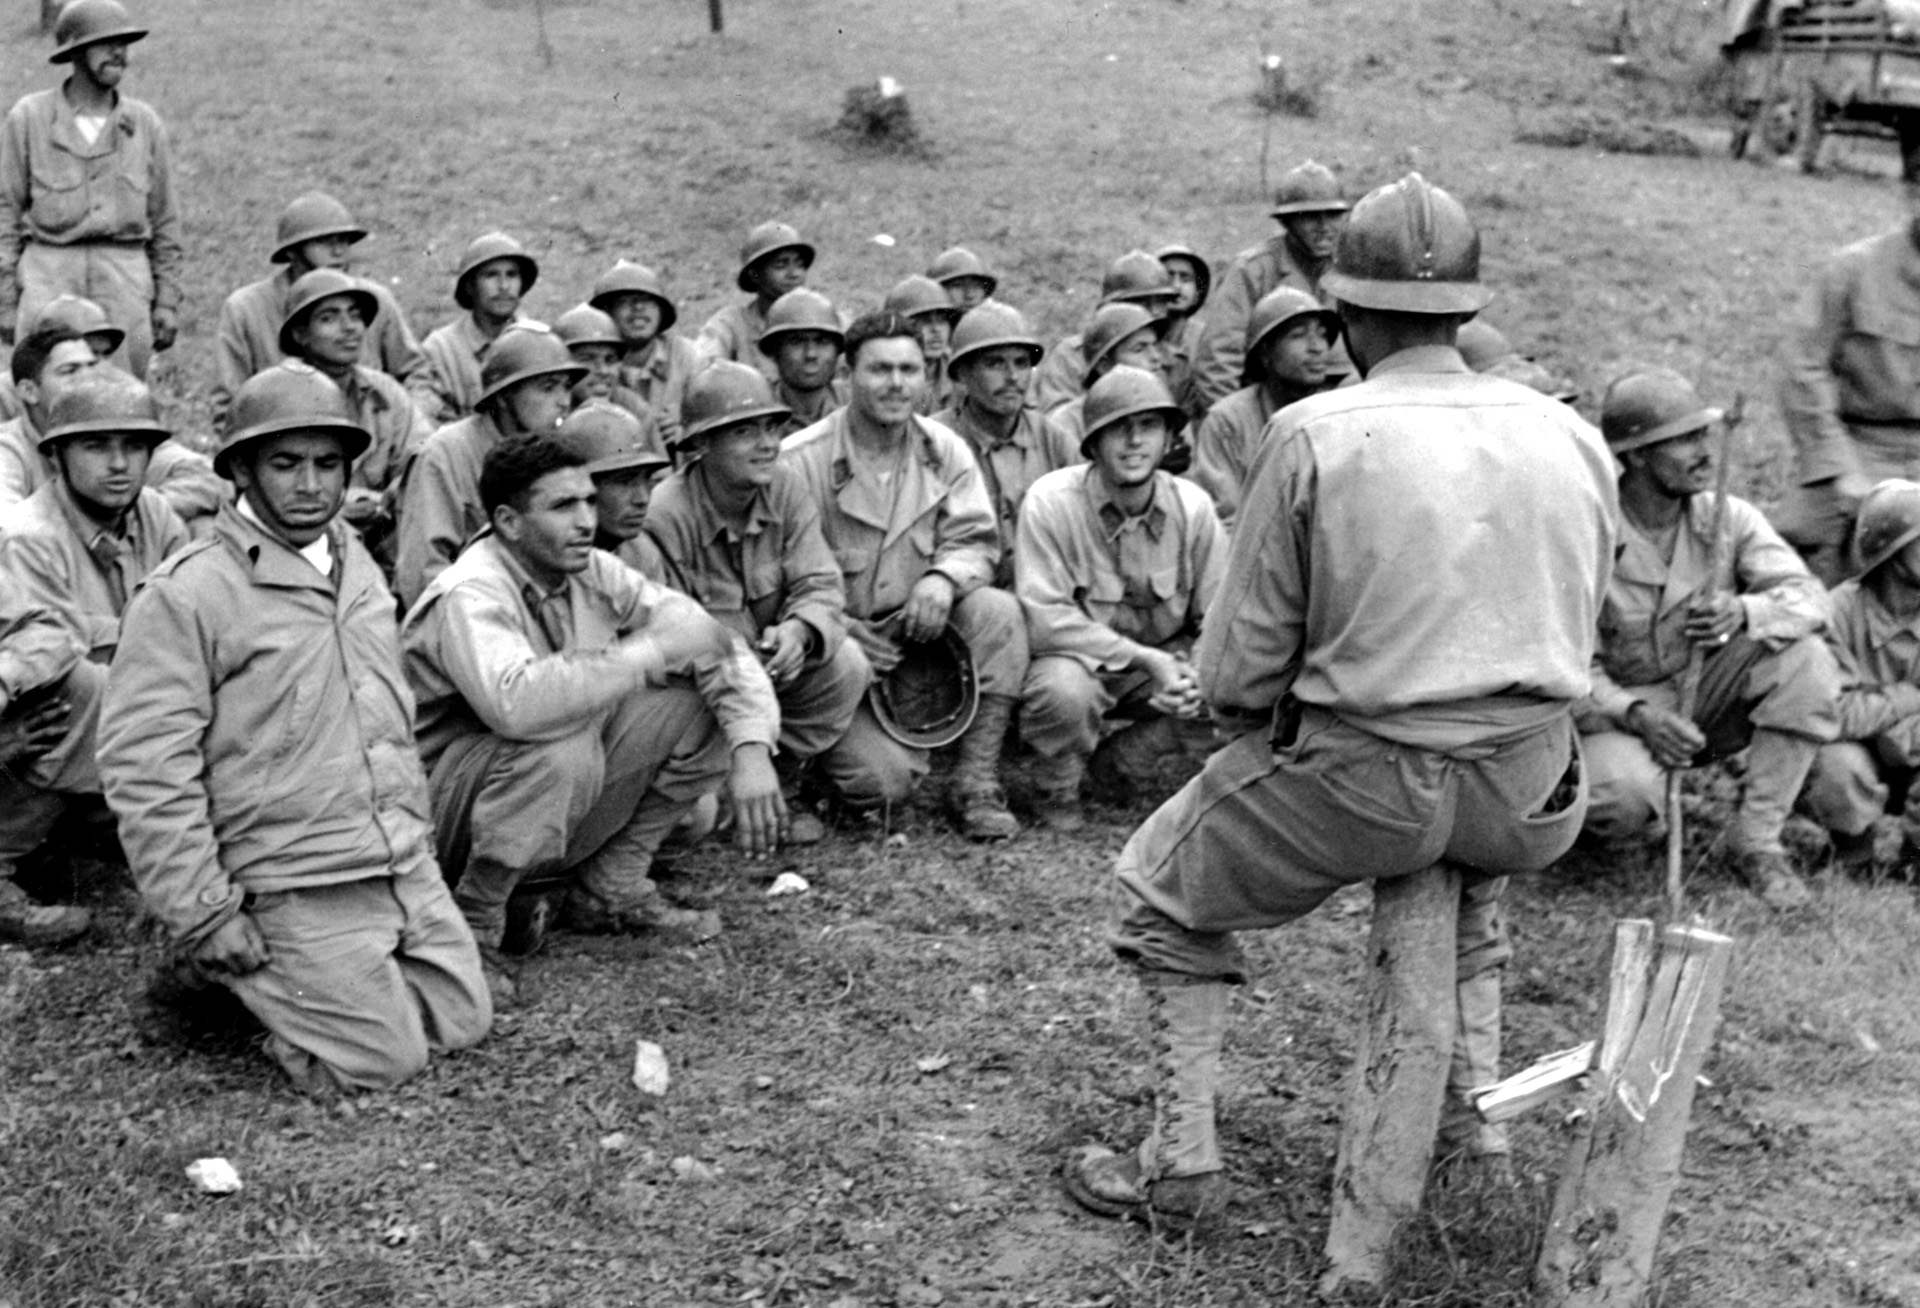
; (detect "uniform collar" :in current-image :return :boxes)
[1364,345,1471,377]
[212,501,345,592]
[689,463,775,545]
[1086,465,1167,541]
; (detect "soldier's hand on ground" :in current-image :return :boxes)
[0,691,69,767]
[1625,701,1706,769]
[757,620,810,685]
[1683,593,1745,647]
[728,743,786,857]
[901,572,956,643]
[151,306,179,352]
[849,618,903,674]
[192,913,271,976]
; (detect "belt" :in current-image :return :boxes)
[1842,415,1920,431]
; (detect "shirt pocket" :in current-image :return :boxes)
[28,149,89,234]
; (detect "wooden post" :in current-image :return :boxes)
[1536,924,1732,1307]
[532,0,554,67]
[1319,862,1461,1299]
[708,0,724,34]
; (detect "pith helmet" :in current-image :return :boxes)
[39,369,168,452]
[945,302,1043,377]
[477,326,588,409]
[552,303,625,351]
[216,361,371,477]
[1155,243,1213,312]
[1242,286,1341,385]
[277,268,379,357]
[50,0,145,64]
[588,260,678,334]
[679,361,791,447]
[884,275,960,321]
[1321,172,1491,316]
[1269,160,1350,217]
[756,288,844,356]
[554,400,669,475]
[270,192,368,265]
[454,232,539,310]
[1099,250,1176,306]
[869,625,979,750]
[1080,364,1186,458]
[1600,368,1723,455]
[736,222,815,294]
[1081,301,1164,385]
[1456,319,1517,371]
[28,294,125,355]
[926,247,997,298]
[1854,480,1920,574]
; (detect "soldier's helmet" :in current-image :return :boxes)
[39,368,169,454]
[1099,250,1176,307]
[554,400,669,475]
[1600,368,1723,455]
[477,326,587,409]
[51,0,146,64]
[589,260,678,334]
[884,275,960,321]
[1855,480,1920,575]
[925,247,997,299]
[1321,172,1491,316]
[869,625,979,750]
[270,192,368,264]
[278,268,379,357]
[28,294,125,356]
[215,362,369,477]
[1269,160,1350,217]
[736,222,815,294]
[1079,364,1186,460]
[455,232,539,310]
[945,302,1043,378]
[552,304,625,352]
[1241,286,1341,386]
[756,288,844,356]
[678,361,791,448]
[1081,301,1165,385]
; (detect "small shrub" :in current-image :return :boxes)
[835,79,930,157]
[1253,55,1329,120]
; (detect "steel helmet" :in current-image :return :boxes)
[1456,319,1517,371]
[476,326,588,409]
[39,369,168,453]
[269,192,368,265]
[1079,364,1186,458]
[552,303,625,352]
[1600,368,1723,455]
[736,222,815,293]
[925,247,997,298]
[454,232,539,310]
[588,259,678,334]
[1081,301,1165,385]
[1155,243,1213,312]
[945,302,1044,377]
[1854,480,1920,574]
[1269,160,1350,217]
[756,288,844,356]
[215,362,370,477]
[28,294,125,355]
[884,275,959,321]
[555,400,669,476]
[1321,173,1492,316]
[277,268,379,357]
[1099,250,1176,306]
[678,361,791,447]
[869,624,979,750]
[50,0,145,64]
[1241,286,1342,386]
[1484,354,1580,404]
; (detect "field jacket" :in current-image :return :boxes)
[1188,232,1329,413]
[0,568,81,698]
[1822,578,1920,745]
[0,411,225,525]
[394,411,506,610]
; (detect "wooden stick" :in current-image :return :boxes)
[708,0,725,34]
[1469,1041,1594,1124]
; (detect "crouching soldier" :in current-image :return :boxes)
[1017,367,1226,831]
[1579,368,1841,909]
[401,434,783,969]
[0,571,85,944]
[99,366,491,1093]
[647,362,871,843]
[553,400,673,581]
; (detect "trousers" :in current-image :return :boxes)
[16,242,155,378]
[0,660,106,875]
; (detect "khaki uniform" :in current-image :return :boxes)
[1579,494,1840,853]
[1190,386,1276,532]
[696,300,779,385]
[1187,233,1347,414]
[0,86,181,379]
[329,363,433,498]
[931,398,1080,584]
[99,505,488,1092]
[0,567,85,895]
[1802,579,1920,843]
[915,356,954,417]
[0,411,226,528]
[394,411,506,611]
[616,332,700,450]
[1032,332,1087,414]
[1162,313,1204,417]
[402,535,778,943]
[614,532,671,584]
[774,378,847,440]
[419,312,539,424]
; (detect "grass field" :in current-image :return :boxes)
[5,0,1920,1304]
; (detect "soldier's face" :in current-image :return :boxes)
[1634,428,1714,498]
[55,432,153,518]
[500,374,573,435]
[700,417,783,491]
[1163,260,1202,313]
[848,335,925,427]
[1093,414,1169,488]
[946,277,991,311]
[293,237,355,275]
[957,346,1033,418]
[498,466,597,579]
[773,331,841,392]
[609,294,663,346]
[292,296,367,370]
[1284,212,1342,259]
[753,251,809,299]
[1110,327,1166,379]
[79,41,128,89]
[232,433,349,545]
[569,343,622,398]
[1262,319,1331,388]
[913,312,954,359]
[470,260,525,321]
[19,340,100,420]
[591,466,660,543]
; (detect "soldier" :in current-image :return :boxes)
[926,246,997,312]
[395,327,584,609]
[1016,367,1226,831]
[757,288,848,437]
[0,293,119,421]
[213,191,437,429]
[781,312,1029,838]
[930,302,1080,587]
[0,0,180,380]
[552,400,673,582]
[647,362,873,843]
[1033,250,1178,415]
[883,275,963,415]
[1063,175,1617,1226]
[698,221,817,385]
[1578,368,1840,910]
[552,304,652,420]
[420,232,542,423]
[1048,302,1170,451]
[1189,287,1342,531]
[0,371,188,946]
[1778,186,1920,583]
[1188,159,1351,415]
[590,259,700,450]
[0,569,83,942]
[99,366,491,1091]
[401,433,782,962]
[1155,243,1211,417]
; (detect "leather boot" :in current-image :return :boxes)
[1436,968,1510,1177]
[1135,972,1231,1225]
[950,693,1019,841]
[1732,729,1818,910]
[1033,752,1087,833]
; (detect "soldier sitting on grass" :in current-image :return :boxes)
[925,247,997,312]
[591,259,700,450]
[420,232,542,423]
[698,222,819,387]
[1032,250,1179,416]
[553,400,673,583]
[757,288,848,439]
[883,275,962,416]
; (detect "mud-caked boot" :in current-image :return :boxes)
[1032,752,1088,833]
[950,693,1020,841]
[0,877,88,947]
[1435,968,1512,1186]
[774,755,827,847]
[1732,729,1819,910]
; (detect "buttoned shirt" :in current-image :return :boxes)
[0,412,226,525]
[393,411,506,610]
[419,312,539,423]
[696,300,779,385]
[1189,231,1334,413]
[1203,346,1618,749]
[1016,464,1225,672]
[0,83,182,319]
[401,533,779,766]
[617,331,702,450]
[0,567,81,698]
[1825,577,1920,740]
[774,378,848,440]
[932,398,1081,582]
[644,462,848,653]
[326,362,433,495]
[779,409,999,621]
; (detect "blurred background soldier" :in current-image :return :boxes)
[925,246,997,312]
[1048,301,1170,451]
[552,304,653,422]
[552,400,672,581]
[421,232,543,423]
[883,275,963,415]
[591,259,699,450]
[699,221,818,385]
[1033,250,1178,415]
[0,0,180,381]
[757,288,847,438]
[0,292,120,418]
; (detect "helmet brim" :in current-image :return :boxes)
[867,627,979,750]
[455,255,539,310]
[680,402,792,446]
[736,244,816,294]
[1080,402,1187,458]
[1324,272,1493,316]
[477,362,591,410]
[587,288,678,335]
[1270,199,1351,217]
[270,225,369,265]
[1242,308,1344,385]
[38,417,168,452]
[51,24,147,63]
[277,288,381,358]
[933,272,998,298]
[756,324,845,357]
[945,338,1043,378]
[1606,408,1724,456]
[214,419,371,479]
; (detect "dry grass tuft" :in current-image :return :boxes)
[1516,111,1704,158]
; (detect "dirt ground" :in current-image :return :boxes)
[4,0,1919,1304]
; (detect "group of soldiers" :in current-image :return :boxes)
[4,0,1920,1236]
